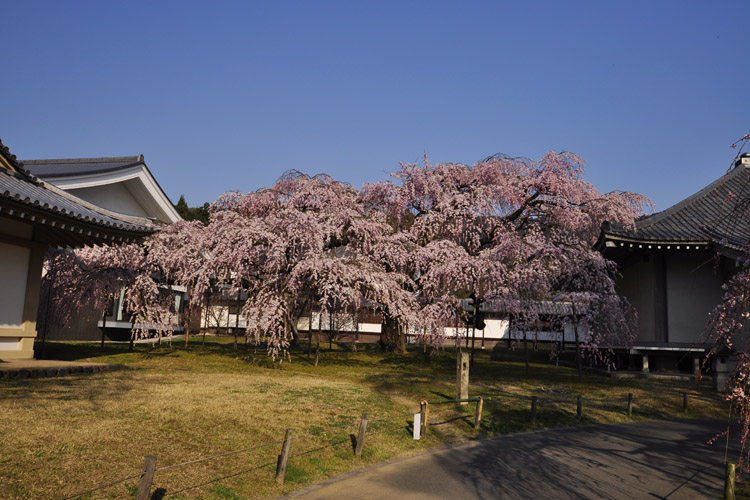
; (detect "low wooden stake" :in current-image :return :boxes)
[725,462,736,500]
[576,395,582,420]
[420,400,428,437]
[276,428,294,484]
[355,413,368,457]
[683,392,688,413]
[474,397,484,431]
[135,455,157,500]
[627,393,633,417]
[531,396,538,425]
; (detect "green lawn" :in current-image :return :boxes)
[0,337,729,499]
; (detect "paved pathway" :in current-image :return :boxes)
[286,418,737,500]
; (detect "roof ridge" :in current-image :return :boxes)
[21,155,143,165]
[636,164,749,229]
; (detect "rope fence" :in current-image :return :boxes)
[58,411,400,500]
[58,387,718,499]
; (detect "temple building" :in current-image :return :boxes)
[0,140,156,359]
[20,155,183,341]
[596,154,750,378]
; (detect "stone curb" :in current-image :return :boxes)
[0,364,134,380]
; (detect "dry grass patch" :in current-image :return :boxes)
[0,338,729,499]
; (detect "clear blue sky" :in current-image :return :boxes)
[2,0,748,211]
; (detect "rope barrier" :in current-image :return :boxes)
[59,472,142,500]
[58,387,722,499]
[156,440,283,472]
[162,459,278,497]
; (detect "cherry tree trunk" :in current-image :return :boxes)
[380,312,406,353]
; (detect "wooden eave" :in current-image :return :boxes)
[0,199,152,248]
[596,232,712,250]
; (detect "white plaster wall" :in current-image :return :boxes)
[444,320,577,342]
[357,322,381,333]
[67,183,150,218]
[444,319,509,339]
[0,242,30,329]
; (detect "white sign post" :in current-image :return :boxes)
[413,413,421,440]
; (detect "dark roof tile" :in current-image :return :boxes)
[602,162,750,247]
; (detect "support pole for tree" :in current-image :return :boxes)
[572,303,582,380]
[129,318,135,352]
[524,331,529,378]
[135,455,157,500]
[531,396,538,425]
[202,292,209,346]
[276,428,294,484]
[307,307,313,359]
[184,293,192,349]
[234,294,240,351]
[471,326,476,368]
[355,413,368,458]
[683,392,688,413]
[627,393,633,417]
[100,312,107,348]
[577,395,582,420]
[315,311,321,367]
[507,316,512,350]
[329,312,334,352]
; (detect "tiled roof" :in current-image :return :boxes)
[601,160,750,248]
[0,169,155,232]
[0,138,31,176]
[0,140,155,247]
[22,156,144,178]
[21,154,181,225]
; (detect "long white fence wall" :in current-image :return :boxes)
[202,308,580,342]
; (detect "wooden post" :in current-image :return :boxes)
[355,413,368,457]
[531,396,538,425]
[725,462,736,500]
[474,397,483,431]
[420,400,428,437]
[457,352,470,405]
[683,392,688,413]
[276,428,294,484]
[135,455,157,500]
[576,395,582,420]
[627,393,633,417]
